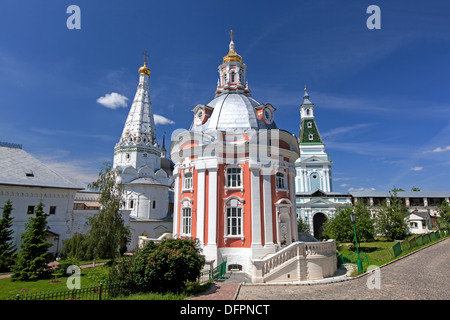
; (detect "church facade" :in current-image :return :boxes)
[170,33,301,274]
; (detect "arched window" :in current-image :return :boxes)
[181,207,192,235]
[230,71,235,83]
[226,206,242,236]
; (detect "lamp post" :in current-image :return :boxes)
[350,211,363,273]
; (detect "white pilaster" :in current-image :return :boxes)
[196,166,206,245]
[173,167,180,237]
[203,165,218,265]
[250,167,263,256]
[262,174,274,247]
[289,167,298,241]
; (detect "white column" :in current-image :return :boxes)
[196,166,206,245]
[301,168,306,192]
[172,167,180,237]
[203,162,218,266]
[289,167,298,242]
[263,174,274,247]
[323,168,329,192]
[250,167,263,256]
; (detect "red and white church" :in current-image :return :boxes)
[170,32,305,276]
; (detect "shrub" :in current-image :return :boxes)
[133,238,205,293]
[87,265,110,283]
[57,257,80,274]
[108,255,137,297]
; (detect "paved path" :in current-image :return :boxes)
[237,237,450,300]
[186,272,251,300]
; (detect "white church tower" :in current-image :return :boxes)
[113,53,173,249]
[295,88,333,193]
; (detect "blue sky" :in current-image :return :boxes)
[1,0,449,193]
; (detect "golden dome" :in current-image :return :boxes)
[223,48,242,63]
[223,29,242,63]
[138,62,151,76]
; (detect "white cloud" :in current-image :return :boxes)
[321,123,375,139]
[348,187,376,192]
[154,114,175,125]
[424,145,450,153]
[97,92,128,109]
[340,184,350,188]
[411,166,424,171]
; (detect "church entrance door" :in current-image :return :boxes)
[313,212,327,240]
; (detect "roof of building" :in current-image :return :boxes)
[190,93,278,132]
[349,190,450,198]
[0,143,85,190]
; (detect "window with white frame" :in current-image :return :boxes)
[309,134,314,140]
[226,167,242,188]
[226,206,242,236]
[230,70,236,83]
[181,207,192,235]
[276,172,286,189]
[183,172,193,190]
[307,122,312,128]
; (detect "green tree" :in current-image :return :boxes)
[86,162,130,259]
[297,217,310,233]
[375,191,409,241]
[436,200,450,229]
[12,201,52,281]
[59,232,91,261]
[0,199,16,271]
[322,202,375,243]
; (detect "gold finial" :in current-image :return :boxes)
[139,50,151,76]
[223,30,242,63]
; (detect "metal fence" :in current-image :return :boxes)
[199,260,227,284]
[5,282,120,301]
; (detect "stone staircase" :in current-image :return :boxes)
[252,239,337,283]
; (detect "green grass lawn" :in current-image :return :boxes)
[0,263,213,300]
[337,233,449,275]
[0,267,99,299]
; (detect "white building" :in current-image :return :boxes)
[112,58,174,250]
[350,190,450,234]
[294,90,352,239]
[0,142,85,257]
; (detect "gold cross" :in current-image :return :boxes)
[229,29,234,41]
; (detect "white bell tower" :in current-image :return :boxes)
[295,88,333,193]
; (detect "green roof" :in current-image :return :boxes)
[299,119,323,144]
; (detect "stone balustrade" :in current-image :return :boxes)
[252,240,336,283]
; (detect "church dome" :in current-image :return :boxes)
[190,93,277,132]
[138,62,151,76]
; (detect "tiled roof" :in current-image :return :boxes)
[0,145,85,190]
